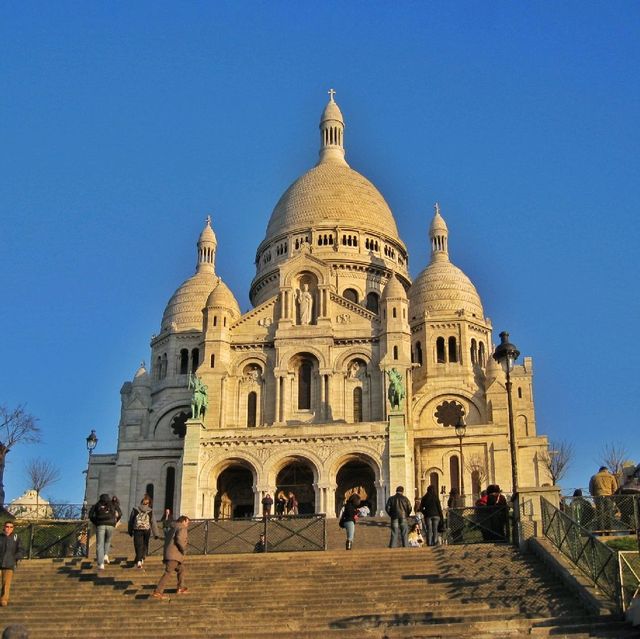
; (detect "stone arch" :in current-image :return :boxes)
[198,452,261,491]
[153,402,192,438]
[414,391,483,427]
[265,452,322,487]
[333,348,373,373]
[418,466,444,497]
[281,262,331,289]
[517,414,529,437]
[229,352,268,377]
[331,451,381,516]
[279,345,328,371]
[268,454,320,515]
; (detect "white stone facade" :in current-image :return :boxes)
[86,94,551,519]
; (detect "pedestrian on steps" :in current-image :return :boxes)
[0,520,24,607]
[88,493,121,570]
[341,493,361,550]
[385,486,413,548]
[419,485,444,546]
[128,495,160,568]
[153,515,190,600]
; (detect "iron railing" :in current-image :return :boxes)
[618,551,640,612]
[148,514,326,556]
[444,505,513,545]
[12,521,90,559]
[541,497,621,605]
[561,494,639,535]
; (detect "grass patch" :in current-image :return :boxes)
[605,536,638,552]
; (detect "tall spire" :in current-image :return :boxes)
[429,202,449,262]
[318,88,347,165]
[196,215,217,274]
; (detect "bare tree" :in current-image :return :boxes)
[600,442,631,480]
[465,454,488,494]
[539,440,574,486]
[25,457,61,517]
[0,404,40,510]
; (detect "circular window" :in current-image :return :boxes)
[434,401,465,427]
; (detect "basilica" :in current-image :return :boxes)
[86,93,551,519]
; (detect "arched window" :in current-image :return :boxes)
[393,345,398,360]
[210,353,215,368]
[213,316,217,327]
[164,467,175,512]
[247,391,257,427]
[448,337,458,363]
[416,342,423,366]
[449,456,460,494]
[436,337,446,363]
[517,387,522,399]
[470,339,477,364]
[179,349,189,375]
[343,288,358,303]
[353,387,363,423]
[145,483,154,502]
[429,472,439,494]
[156,356,162,380]
[161,353,168,379]
[298,360,312,410]
[366,292,379,314]
[190,348,199,373]
[471,470,481,499]
[478,342,486,366]
[392,307,397,318]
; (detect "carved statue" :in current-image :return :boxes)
[188,373,208,419]
[296,283,313,325]
[386,368,405,411]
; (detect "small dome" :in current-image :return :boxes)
[321,98,344,124]
[161,271,217,332]
[199,216,217,245]
[430,205,448,234]
[264,162,401,242]
[205,278,241,318]
[381,273,406,300]
[133,362,149,386]
[410,260,484,319]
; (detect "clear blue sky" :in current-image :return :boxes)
[1,2,639,504]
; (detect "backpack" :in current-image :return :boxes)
[89,501,113,525]
[134,509,151,530]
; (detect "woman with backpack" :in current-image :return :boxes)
[340,493,361,550]
[128,495,160,568]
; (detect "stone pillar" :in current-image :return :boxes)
[179,418,203,519]
[274,375,281,424]
[388,411,414,499]
[518,485,562,545]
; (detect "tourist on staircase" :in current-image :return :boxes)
[0,520,24,607]
[589,466,618,532]
[419,485,444,547]
[385,486,413,548]
[128,494,160,568]
[88,493,121,570]
[408,522,425,547]
[340,493,361,550]
[153,515,190,600]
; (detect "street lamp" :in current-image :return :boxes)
[455,416,467,502]
[492,332,520,497]
[81,430,98,519]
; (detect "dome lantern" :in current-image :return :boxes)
[318,88,347,165]
[197,215,217,274]
[429,202,449,262]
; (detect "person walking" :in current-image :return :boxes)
[341,494,361,550]
[385,486,413,548]
[589,466,618,532]
[0,521,24,607]
[286,492,299,515]
[153,515,190,600]
[275,492,287,518]
[89,493,121,570]
[128,495,160,568]
[261,493,273,517]
[420,485,444,546]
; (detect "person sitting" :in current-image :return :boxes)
[408,522,425,547]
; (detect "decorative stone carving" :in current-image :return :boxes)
[296,284,313,325]
[336,313,351,324]
[257,317,272,327]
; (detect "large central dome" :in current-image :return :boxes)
[265,161,401,241]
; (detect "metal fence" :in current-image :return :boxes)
[541,497,621,605]
[561,494,639,535]
[11,521,90,559]
[148,514,326,556]
[618,551,640,612]
[444,505,513,545]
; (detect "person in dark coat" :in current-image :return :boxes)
[385,486,413,548]
[153,515,190,599]
[0,520,24,607]
[341,494,361,550]
[88,493,121,570]
[420,485,444,546]
[261,493,273,517]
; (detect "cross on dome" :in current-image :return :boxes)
[434,202,441,216]
[206,215,212,226]
[328,88,336,101]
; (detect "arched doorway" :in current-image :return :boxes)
[335,459,377,516]
[276,460,315,514]
[214,464,254,519]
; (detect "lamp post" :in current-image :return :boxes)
[455,416,467,503]
[492,332,520,498]
[81,430,98,519]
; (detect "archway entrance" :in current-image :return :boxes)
[335,459,377,516]
[276,460,315,514]
[214,464,254,519]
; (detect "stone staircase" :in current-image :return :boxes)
[2,539,638,638]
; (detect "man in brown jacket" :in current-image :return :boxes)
[589,466,618,532]
[152,515,189,600]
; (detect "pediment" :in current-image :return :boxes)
[330,292,379,325]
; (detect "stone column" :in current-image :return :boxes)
[388,411,414,499]
[179,419,203,518]
[274,374,281,424]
